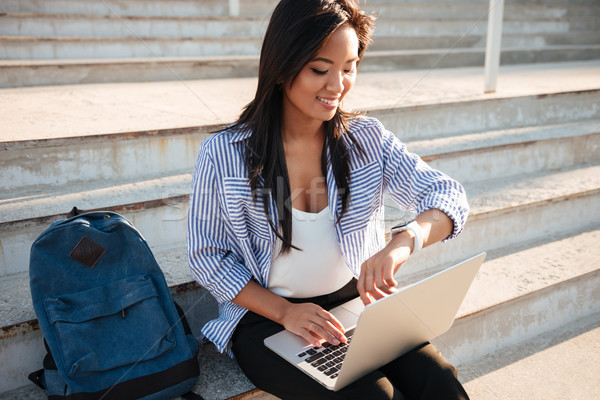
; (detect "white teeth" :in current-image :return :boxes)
[317,97,337,105]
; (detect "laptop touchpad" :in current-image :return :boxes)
[330,307,360,330]
[340,297,365,316]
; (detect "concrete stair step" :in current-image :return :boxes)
[0,0,228,17]
[0,0,277,18]
[0,172,193,278]
[1,62,597,141]
[506,0,600,8]
[4,32,600,60]
[369,3,600,19]
[371,88,600,142]
[0,13,271,38]
[0,35,264,59]
[3,0,598,19]
[1,224,597,398]
[412,119,600,184]
[371,31,600,51]
[410,119,600,156]
[0,126,213,195]
[460,312,600,399]
[3,45,600,87]
[3,91,597,193]
[359,46,600,73]
[390,163,600,280]
[430,225,600,369]
[3,12,592,38]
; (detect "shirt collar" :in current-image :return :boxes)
[228,125,252,143]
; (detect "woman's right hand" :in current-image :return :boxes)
[232,280,347,347]
[281,302,347,348]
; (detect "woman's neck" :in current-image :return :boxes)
[281,121,325,144]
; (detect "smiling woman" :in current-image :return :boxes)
[187,1,471,399]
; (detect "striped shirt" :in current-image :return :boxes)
[187,116,469,355]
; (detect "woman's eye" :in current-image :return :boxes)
[311,68,327,75]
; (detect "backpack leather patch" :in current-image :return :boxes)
[69,236,106,269]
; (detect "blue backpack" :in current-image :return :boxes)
[28,210,202,399]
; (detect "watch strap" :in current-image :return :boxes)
[391,221,423,253]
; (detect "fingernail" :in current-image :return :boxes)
[332,338,340,345]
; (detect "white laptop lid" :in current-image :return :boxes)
[264,252,486,391]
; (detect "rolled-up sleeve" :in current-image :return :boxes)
[380,126,469,240]
[187,142,252,303]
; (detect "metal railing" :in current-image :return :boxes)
[484,0,505,93]
[230,0,240,17]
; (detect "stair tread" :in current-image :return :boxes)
[455,226,600,319]
[4,31,599,40]
[408,119,600,156]
[465,163,600,215]
[0,173,193,224]
[0,11,266,21]
[4,318,598,400]
[3,220,598,331]
[2,154,598,227]
[6,10,596,22]
[1,61,599,142]
[2,44,599,62]
[461,312,600,399]
[3,317,598,400]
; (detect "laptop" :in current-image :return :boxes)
[264,252,486,391]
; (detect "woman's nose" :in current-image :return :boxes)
[326,71,344,93]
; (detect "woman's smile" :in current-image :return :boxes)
[316,96,339,110]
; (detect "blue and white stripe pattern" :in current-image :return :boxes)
[187,116,469,355]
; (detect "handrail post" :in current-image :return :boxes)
[229,0,240,17]
[484,0,505,93]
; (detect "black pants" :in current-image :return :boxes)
[231,280,470,400]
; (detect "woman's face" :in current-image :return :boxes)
[282,26,359,127]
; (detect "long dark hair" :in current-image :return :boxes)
[228,0,374,253]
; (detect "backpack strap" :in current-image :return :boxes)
[28,369,45,389]
[66,206,86,218]
[181,392,205,400]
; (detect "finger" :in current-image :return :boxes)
[306,322,340,345]
[357,267,371,305]
[374,267,394,294]
[298,329,322,348]
[318,314,347,343]
[318,308,345,332]
[368,285,387,301]
[365,265,375,295]
[383,264,398,288]
[364,264,388,301]
[313,311,346,343]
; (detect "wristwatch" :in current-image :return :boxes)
[390,220,423,254]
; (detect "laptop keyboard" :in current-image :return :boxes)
[296,330,354,379]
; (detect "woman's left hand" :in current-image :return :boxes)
[357,236,411,305]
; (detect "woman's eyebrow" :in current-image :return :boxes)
[312,56,359,64]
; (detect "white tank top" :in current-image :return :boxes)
[268,206,355,298]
